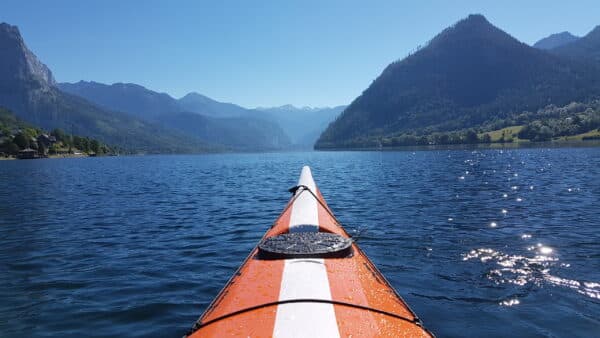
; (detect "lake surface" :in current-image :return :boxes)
[1,149,599,337]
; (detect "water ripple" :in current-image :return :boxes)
[1,149,599,337]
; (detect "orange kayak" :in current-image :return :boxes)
[186,166,433,337]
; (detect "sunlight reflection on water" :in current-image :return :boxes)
[1,148,598,337]
[463,246,600,301]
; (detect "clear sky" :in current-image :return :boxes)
[1,0,599,108]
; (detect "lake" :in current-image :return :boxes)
[1,149,599,337]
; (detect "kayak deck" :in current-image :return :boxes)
[187,166,433,337]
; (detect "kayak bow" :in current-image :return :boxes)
[187,166,433,337]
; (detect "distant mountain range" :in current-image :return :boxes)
[57,81,346,149]
[0,23,212,153]
[533,32,579,50]
[58,81,181,120]
[58,81,292,151]
[0,22,342,152]
[255,105,345,147]
[316,15,600,149]
[178,92,252,118]
[5,17,600,153]
[59,81,346,148]
[550,26,600,63]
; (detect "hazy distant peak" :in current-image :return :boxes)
[180,92,212,102]
[588,25,600,37]
[533,31,579,50]
[66,81,174,97]
[264,104,315,111]
[549,24,600,61]
[66,80,112,88]
[279,104,299,110]
[110,82,160,93]
[257,104,346,112]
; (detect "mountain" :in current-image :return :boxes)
[59,81,291,150]
[533,32,579,50]
[154,112,290,151]
[58,81,180,120]
[551,26,600,63]
[316,14,600,149]
[255,105,345,147]
[0,22,212,153]
[0,24,55,87]
[0,22,56,115]
[178,92,252,118]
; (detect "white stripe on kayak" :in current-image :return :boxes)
[273,259,340,338]
[289,166,319,232]
[297,165,317,192]
[273,166,340,338]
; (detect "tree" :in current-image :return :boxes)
[465,129,479,144]
[51,128,67,142]
[38,142,46,156]
[49,144,59,155]
[0,126,10,137]
[537,126,553,141]
[2,141,19,155]
[13,133,29,149]
[90,139,100,154]
[436,133,450,144]
[517,124,532,139]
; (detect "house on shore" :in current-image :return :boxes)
[17,148,38,159]
[36,134,56,156]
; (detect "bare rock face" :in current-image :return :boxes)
[0,23,56,88]
[0,23,58,122]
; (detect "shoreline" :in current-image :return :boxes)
[2,139,600,160]
[48,154,91,159]
[1,153,103,160]
[314,139,600,152]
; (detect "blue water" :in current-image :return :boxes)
[1,149,599,337]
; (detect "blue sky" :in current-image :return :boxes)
[1,0,599,108]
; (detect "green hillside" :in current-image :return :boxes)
[0,107,114,157]
[315,15,600,149]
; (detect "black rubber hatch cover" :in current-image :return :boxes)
[258,232,353,259]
